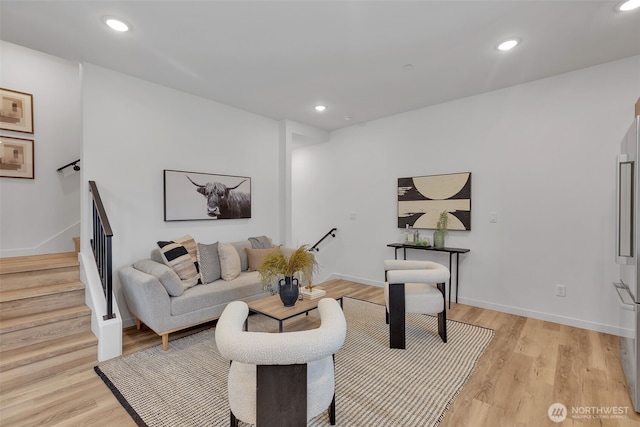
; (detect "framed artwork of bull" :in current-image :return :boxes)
[164,169,251,221]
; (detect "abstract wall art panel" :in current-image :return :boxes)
[0,88,34,134]
[0,136,34,179]
[398,172,471,230]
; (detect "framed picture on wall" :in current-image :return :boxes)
[164,169,251,221]
[398,172,471,230]
[0,136,34,179]
[0,88,34,134]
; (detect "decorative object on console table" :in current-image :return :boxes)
[0,88,34,133]
[163,169,251,221]
[397,172,471,230]
[0,136,34,179]
[433,210,448,249]
[258,245,317,307]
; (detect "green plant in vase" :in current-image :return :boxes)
[433,211,448,249]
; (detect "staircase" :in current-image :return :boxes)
[0,252,98,396]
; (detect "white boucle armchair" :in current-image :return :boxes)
[216,298,347,427]
[384,259,450,349]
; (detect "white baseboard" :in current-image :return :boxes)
[323,273,382,288]
[321,273,634,338]
[459,296,634,338]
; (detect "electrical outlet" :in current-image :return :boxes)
[489,212,498,223]
[556,284,566,297]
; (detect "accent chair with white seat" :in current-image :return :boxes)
[384,259,450,349]
[215,298,347,427]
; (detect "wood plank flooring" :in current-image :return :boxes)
[2,280,639,426]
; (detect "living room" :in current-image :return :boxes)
[0,1,639,425]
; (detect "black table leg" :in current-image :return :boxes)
[455,253,460,304]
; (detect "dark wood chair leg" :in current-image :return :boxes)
[230,410,238,427]
[385,308,389,325]
[329,393,336,425]
[437,282,447,343]
[388,283,406,349]
[257,364,306,427]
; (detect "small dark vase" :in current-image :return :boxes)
[278,276,299,307]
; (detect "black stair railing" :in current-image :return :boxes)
[89,181,116,320]
[308,228,337,252]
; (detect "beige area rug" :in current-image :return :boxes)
[95,297,494,426]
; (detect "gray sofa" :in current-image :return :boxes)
[119,237,281,350]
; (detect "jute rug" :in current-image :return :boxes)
[95,297,494,426]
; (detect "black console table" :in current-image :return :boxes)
[386,243,470,308]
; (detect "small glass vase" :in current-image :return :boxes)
[433,230,445,249]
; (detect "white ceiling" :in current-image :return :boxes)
[1,1,639,131]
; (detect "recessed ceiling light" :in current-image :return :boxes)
[618,0,640,11]
[497,39,519,51]
[402,64,414,71]
[315,105,327,112]
[344,116,353,121]
[104,17,130,32]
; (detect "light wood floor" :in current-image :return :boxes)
[1,280,639,426]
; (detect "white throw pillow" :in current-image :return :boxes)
[218,242,241,281]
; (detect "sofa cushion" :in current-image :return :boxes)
[157,238,201,290]
[245,246,280,271]
[150,248,163,263]
[197,242,221,283]
[230,240,252,271]
[219,242,241,281]
[170,272,264,316]
[133,259,184,297]
[249,235,273,249]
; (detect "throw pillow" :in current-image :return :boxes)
[174,235,200,276]
[197,242,221,283]
[218,242,241,281]
[248,235,273,249]
[133,259,184,297]
[245,247,280,271]
[230,240,252,271]
[157,240,201,290]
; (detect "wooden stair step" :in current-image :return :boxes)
[0,343,97,395]
[0,282,86,320]
[0,331,97,373]
[0,306,92,352]
[0,281,85,303]
[0,265,80,291]
[0,305,91,335]
[0,252,78,275]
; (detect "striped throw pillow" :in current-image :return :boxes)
[157,237,202,290]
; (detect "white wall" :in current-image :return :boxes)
[81,64,281,325]
[292,56,640,336]
[0,42,81,256]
